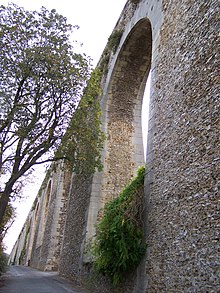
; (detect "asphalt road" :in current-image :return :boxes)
[0,265,86,293]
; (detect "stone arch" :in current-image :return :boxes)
[34,202,39,220]
[44,180,52,213]
[101,18,152,202]
[85,18,152,244]
[35,180,52,249]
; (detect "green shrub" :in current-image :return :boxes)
[130,0,140,4]
[107,30,123,53]
[90,166,146,286]
[99,52,110,75]
[0,246,8,275]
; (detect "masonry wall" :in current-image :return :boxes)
[30,163,71,271]
[9,0,219,292]
[8,220,28,265]
[76,0,219,291]
[59,174,93,278]
[10,162,71,271]
[145,1,220,291]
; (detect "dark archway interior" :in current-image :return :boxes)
[101,18,152,201]
[45,180,51,213]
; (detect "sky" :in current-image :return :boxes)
[1,0,150,254]
[1,0,128,67]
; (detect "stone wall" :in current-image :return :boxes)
[59,174,93,279]
[79,0,219,291]
[8,216,30,265]
[9,0,219,292]
[30,163,71,271]
[145,1,220,291]
[10,162,71,271]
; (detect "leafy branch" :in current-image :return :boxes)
[0,3,93,228]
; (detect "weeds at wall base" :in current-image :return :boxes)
[87,166,146,286]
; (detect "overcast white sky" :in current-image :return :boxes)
[1,0,150,254]
[1,0,128,66]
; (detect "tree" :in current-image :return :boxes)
[0,3,93,228]
[0,203,15,242]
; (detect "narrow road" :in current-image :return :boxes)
[0,265,86,293]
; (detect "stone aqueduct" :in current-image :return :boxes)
[9,0,219,292]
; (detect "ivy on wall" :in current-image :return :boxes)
[99,29,123,75]
[107,30,123,53]
[90,166,146,286]
[130,0,141,5]
[57,68,105,176]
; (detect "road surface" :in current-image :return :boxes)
[0,265,86,293]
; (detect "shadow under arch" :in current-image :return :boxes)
[59,17,154,286]
[85,18,152,245]
[101,18,152,202]
[84,17,153,291]
[44,180,52,213]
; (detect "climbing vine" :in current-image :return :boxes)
[57,68,105,176]
[99,29,123,75]
[107,30,123,53]
[130,0,141,5]
[90,166,146,286]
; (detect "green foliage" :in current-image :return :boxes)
[0,203,15,238]
[107,30,123,53]
[90,166,146,286]
[0,245,8,275]
[130,0,141,4]
[0,202,14,272]
[0,3,94,226]
[58,69,105,175]
[19,248,25,265]
[0,3,91,170]
[99,48,110,75]
[98,29,123,75]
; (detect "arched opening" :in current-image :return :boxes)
[34,203,39,221]
[142,73,151,161]
[101,18,152,201]
[84,18,152,247]
[35,180,52,249]
[44,180,51,214]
